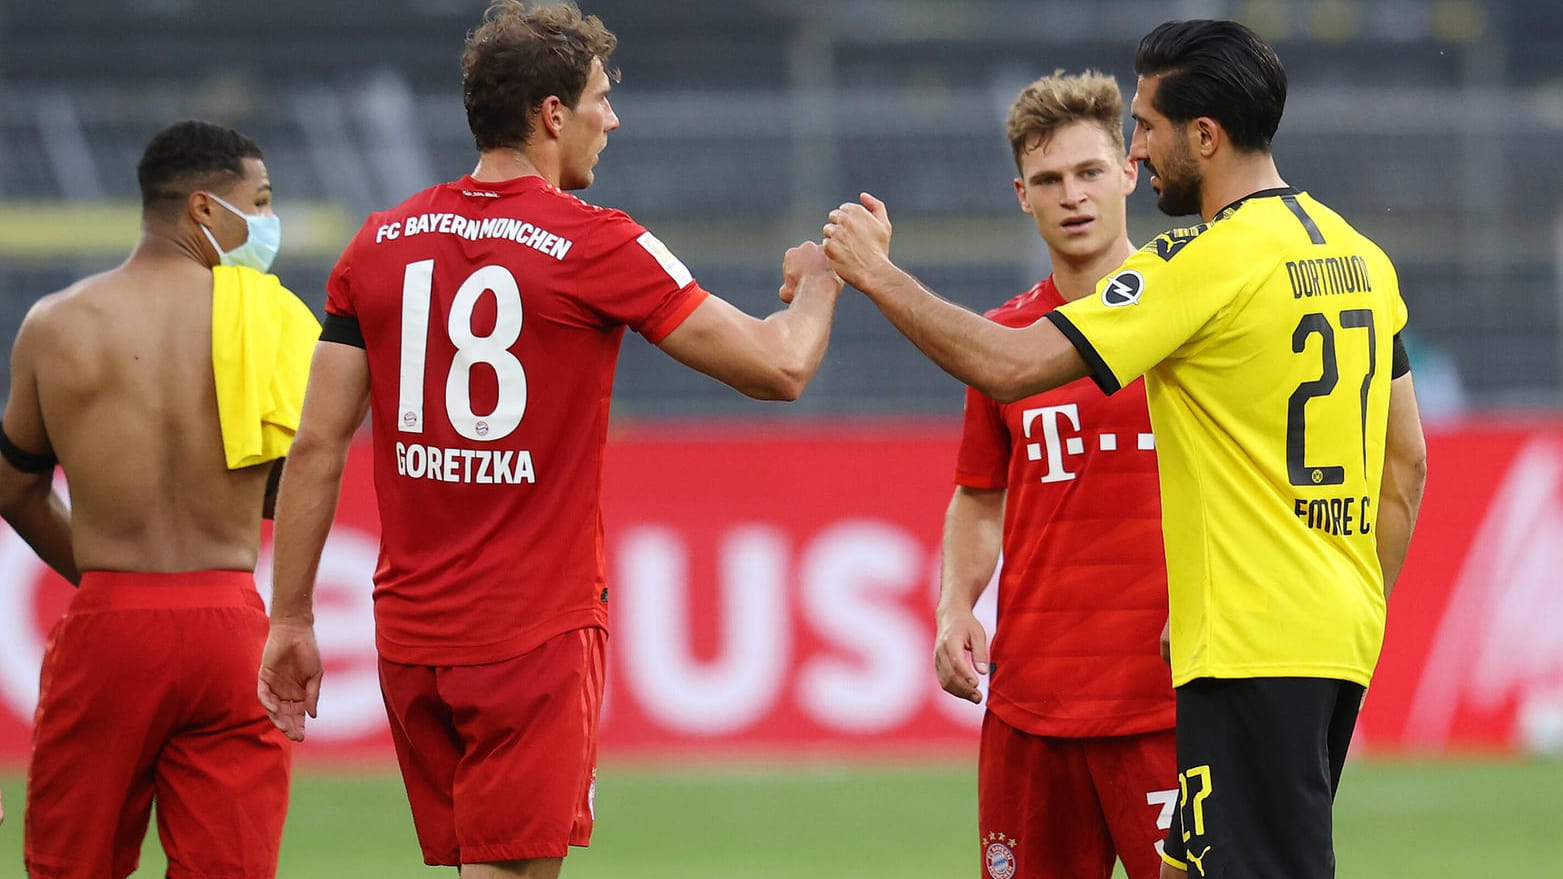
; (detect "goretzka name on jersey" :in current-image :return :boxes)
[394,442,536,485]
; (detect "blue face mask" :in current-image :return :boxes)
[200,191,282,273]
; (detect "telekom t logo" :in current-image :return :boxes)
[1021,403,1155,484]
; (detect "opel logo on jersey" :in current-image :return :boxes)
[1102,269,1146,307]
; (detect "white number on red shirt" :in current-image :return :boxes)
[397,260,527,441]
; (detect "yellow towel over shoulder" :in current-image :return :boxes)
[211,265,322,470]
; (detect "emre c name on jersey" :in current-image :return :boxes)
[394,441,537,485]
[1287,254,1373,299]
[1294,495,1371,537]
[374,214,575,261]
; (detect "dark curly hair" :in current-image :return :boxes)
[461,0,619,152]
[136,120,262,217]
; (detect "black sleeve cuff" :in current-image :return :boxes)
[1390,332,1411,379]
[1044,311,1122,395]
[0,423,57,474]
[321,311,366,349]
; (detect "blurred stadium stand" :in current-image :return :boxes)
[1,0,1560,415]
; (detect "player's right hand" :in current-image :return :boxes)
[258,620,324,743]
[934,610,990,704]
[821,192,893,290]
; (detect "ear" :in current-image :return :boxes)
[187,190,220,227]
[1193,117,1221,159]
[1012,177,1033,215]
[537,95,567,139]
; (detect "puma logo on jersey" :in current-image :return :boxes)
[1149,225,1206,262]
[1101,269,1146,307]
[1186,845,1212,876]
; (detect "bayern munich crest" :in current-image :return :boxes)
[983,832,1017,879]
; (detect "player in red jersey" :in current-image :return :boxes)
[933,72,1177,879]
[0,120,309,878]
[256,3,841,878]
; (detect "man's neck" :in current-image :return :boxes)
[1199,151,1287,222]
[128,225,215,273]
[471,147,553,186]
[1051,236,1136,302]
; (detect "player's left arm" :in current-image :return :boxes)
[1376,370,1427,597]
[0,306,79,586]
[259,337,369,741]
[823,193,1088,402]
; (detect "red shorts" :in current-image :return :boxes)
[25,570,292,879]
[379,626,607,866]
[977,712,1177,879]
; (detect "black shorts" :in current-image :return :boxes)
[1161,677,1364,878]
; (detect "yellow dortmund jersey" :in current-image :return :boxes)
[1048,188,1407,688]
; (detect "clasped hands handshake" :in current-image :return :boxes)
[778,193,894,304]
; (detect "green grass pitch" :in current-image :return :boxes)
[1,757,1557,876]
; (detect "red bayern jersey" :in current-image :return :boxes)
[326,174,707,666]
[956,277,1174,738]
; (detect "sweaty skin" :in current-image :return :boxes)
[2,159,278,573]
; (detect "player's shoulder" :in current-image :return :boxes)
[344,183,442,247]
[510,184,645,255]
[549,188,642,234]
[10,270,117,354]
[1094,223,1216,303]
[984,281,1058,325]
[1122,198,1290,281]
[1133,221,1213,266]
[381,179,459,219]
[1294,192,1393,255]
[26,270,117,321]
[15,291,70,342]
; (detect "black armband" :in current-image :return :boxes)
[321,312,366,349]
[265,458,285,497]
[0,423,58,474]
[1390,333,1411,379]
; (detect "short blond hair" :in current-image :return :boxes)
[1006,70,1126,171]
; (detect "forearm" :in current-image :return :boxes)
[268,440,348,623]
[1377,374,1428,598]
[1376,459,1426,597]
[938,549,995,621]
[761,275,840,397]
[1,487,78,585]
[857,262,1084,402]
[937,488,1004,618]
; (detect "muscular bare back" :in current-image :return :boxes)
[16,255,273,573]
